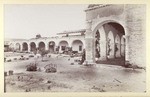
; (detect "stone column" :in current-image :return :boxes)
[125,35,129,63]
[45,42,49,51]
[83,20,96,65]
[20,44,23,51]
[99,27,107,61]
[28,44,31,52]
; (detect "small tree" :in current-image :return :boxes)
[39,48,49,61]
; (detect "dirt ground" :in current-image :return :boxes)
[4,52,146,92]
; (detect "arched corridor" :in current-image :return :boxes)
[30,42,36,52]
[72,40,83,53]
[48,41,55,53]
[107,31,115,59]
[89,21,126,66]
[38,42,45,51]
[58,40,68,53]
[121,35,125,57]
[15,43,21,51]
[115,34,121,58]
[22,42,28,51]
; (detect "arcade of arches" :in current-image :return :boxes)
[18,40,84,54]
[7,5,145,67]
[96,22,125,60]
[85,22,125,65]
[13,22,126,65]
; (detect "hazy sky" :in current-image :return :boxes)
[4,4,88,39]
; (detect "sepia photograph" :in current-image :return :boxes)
[4,4,146,93]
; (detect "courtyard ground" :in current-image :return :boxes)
[4,52,146,92]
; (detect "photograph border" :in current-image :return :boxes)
[0,0,150,97]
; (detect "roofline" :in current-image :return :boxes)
[84,4,112,12]
[57,29,86,35]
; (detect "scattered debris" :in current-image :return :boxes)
[124,62,145,71]
[26,58,29,60]
[91,86,106,92]
[25,88,31,92]
[7,59,11,62]
[18,76,24,81]
[47,80,52,83]
[70,63,74,65]
[10,82,15,85]
[37,68,41,72]
[39,78,44,81]
[47,85,51,90]
[13,58,17,60]
[114,78,121,83]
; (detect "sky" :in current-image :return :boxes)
[4,4,88,39]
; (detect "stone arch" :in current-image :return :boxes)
[92,19,126,34]
[92,20,125,61]
[38,41,45,51]
[58,40,69,53]
[9,43,14,51]
[107,31,115,59]
[71,40,83,53]
[115,34,121,58]
[30,42,36,51]
[15,43,21,51]
[48,41,55,53]
[121,35,125,56]
[22,42,28,51]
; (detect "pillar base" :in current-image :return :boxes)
[83,60,96,66]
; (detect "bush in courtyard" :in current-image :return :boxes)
[39,49,49,61]
[44,64,57,73]
[26,63,37,71]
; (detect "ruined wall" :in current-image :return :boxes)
[86,5,124,20]
[125,4,146,67]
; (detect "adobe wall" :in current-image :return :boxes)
[125,4,146,67]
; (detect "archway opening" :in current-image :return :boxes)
[48,41,55,53]
[121,35,125,57]
[9,43,14,51]
[15,43,21,51]
[22,42,28,51]
[107,31,115,59]
[93,21,125,66]
[58,41,69,53]
[95,30,100,61]
[72,40,83,53]
[38,42,45,51]
[30,42,36,52]
[115,34,121,58]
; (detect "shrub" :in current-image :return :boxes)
[44,64,57,73]
[26,63,37,71]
